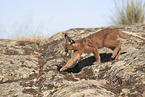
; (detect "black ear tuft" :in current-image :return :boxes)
[64,33,75,44]
[64,33,68,37]
[70,39,75,44]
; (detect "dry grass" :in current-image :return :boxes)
[111,0,145,25]
[16,35,49,42]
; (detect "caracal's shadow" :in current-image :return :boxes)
[57,52,126,73]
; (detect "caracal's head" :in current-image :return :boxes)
[64,33,77,53]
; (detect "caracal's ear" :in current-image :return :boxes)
[64,33,75,44]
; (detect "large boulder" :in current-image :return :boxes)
[0,24,144,97]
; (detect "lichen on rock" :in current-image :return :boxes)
[0,23,145,97]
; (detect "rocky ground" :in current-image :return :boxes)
[0,23,145,97]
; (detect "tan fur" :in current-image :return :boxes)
[60,29,131,71]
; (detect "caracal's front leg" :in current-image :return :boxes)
[60,51,80,71]
[93,47,100,64]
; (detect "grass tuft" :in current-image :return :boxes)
[16,33,49,42]
[111,0,145,25]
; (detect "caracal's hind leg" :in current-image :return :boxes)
[111,41,122,59]
[108,41,121,60]
[114,48,121,60]
[104,39,122,60]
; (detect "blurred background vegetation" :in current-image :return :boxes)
[111,0,145,25]
[12,15,50,41]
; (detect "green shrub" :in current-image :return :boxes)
[111,0,145,25]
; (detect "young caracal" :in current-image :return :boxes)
[60,29,131,71]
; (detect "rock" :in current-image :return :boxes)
[0,23,145,96]
[51,80,116,97]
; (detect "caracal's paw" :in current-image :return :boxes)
[59,67,67,72]
[110,56,115,61]
[93,61,100,65]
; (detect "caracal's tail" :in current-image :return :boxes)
[117,30,131,39]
